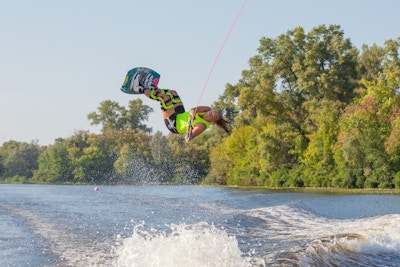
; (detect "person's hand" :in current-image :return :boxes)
[186,110,195,142]
[185,132,193,142]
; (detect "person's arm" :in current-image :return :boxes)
[190,106,211,114]
[185,123,206,142]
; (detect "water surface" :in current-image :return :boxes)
[1,185,399,266]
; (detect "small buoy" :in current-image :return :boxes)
[94,186,99,192]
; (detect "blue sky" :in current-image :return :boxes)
[1,0,399,145]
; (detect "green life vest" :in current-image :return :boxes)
[176,112,212,134]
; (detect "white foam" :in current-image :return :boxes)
[114,222,250,267]
[352,214,400,253]
[247,205,400,265]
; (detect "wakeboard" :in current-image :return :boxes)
[121,67,160,94]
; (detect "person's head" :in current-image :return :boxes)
[203,109,221,123]
[203,109,230,134]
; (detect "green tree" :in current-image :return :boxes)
[301,100,343,186]
[32,140,73,183]
[87,99,153,133]
[72,133,115,184]
[358,43,385,81]
[0,140,43,181]
[257,120,305,186]
[245,24,358,127]
[64,131,91,182]
[216,125,260,185]
[87,100,126,131]
[382,38,400,90]
[386,116,400,176]
[210,24,359,187]
[334,97,393,188]
[208,142,231,184]
[126,99,153,134]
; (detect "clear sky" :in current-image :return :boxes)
[1,0,399,145]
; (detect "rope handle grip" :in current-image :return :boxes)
[185,112,195,142]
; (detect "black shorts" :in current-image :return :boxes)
[164,106,185,134]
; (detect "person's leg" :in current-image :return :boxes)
[144,88,184,119]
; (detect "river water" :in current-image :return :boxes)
[0,184,399,267]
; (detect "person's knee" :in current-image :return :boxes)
[168,89,178,96]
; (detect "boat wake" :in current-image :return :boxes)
[2,200,399,267]
[245,205,400,266]
[115,221,249,267]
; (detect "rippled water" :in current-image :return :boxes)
[1,185,399,266]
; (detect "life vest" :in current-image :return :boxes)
[176,112,212,134]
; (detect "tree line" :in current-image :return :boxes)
[0,96,215,185]
[1,24,400,188]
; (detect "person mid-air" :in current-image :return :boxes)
[121,67,229,141]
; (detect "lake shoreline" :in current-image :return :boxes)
[221,185,400,195]
[3,182,400,195]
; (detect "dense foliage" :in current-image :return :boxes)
[1,24,400,188]
[209,25,400,188]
